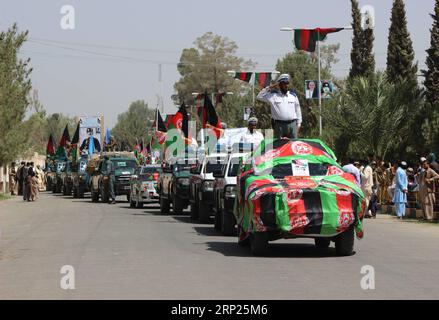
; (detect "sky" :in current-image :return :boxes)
[0,0,436,128]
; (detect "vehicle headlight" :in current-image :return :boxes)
[225,185,237,197]
[178,178,190,186]
[203,180,215,191]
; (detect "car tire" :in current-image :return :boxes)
[214,209,222,230]
[237,225,250,247]
[335,226,355,256]
[172,196,184,215]
[190,202,199,220]
[250,232,269,256]
[314,238,331,249]
[198,200,211,223]
[221,211,236,236]
[160,195,171,214]
[73,186,78,198]
[78,186,85,199]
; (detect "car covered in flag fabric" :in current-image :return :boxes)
[234,138,365,256]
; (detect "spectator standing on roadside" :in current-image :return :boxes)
[343,158,361,186]
[8,162,17,196]
[393,161,408,220]
[418,159,439,221]
[361,159,374,218]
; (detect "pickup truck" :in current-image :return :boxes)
[189,152,228,223]
[129,165,162,208]
[72,155,90,198]
[157,159,195,214]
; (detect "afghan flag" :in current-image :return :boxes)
[168,103,189,142]
[254,73,272,87]
[234,72,253,83]
[294,28,344,52]
[59,124,71,147]
[71,123,80,145]
[46,134,56,156]
[203,93,222,139]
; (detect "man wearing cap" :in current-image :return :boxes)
[240,117,264,148]
[257,74,302,139]
[393,161,408,220]
[418,158,439,221]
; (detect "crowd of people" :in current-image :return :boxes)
[8,162,45,202]
[342,153,439,222]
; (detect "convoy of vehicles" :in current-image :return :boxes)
[42,136,366,257]
[129,165,162,208]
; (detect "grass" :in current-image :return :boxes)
[0,193,11,201]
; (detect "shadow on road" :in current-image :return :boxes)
[206,241,343,258]
[193,226,224,237]
[172,216,208,225]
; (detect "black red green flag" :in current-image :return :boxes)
[234,72,252,83]
[71,123,80,144]
[254,73,272,87]
[59,124,71,147]
[203,93,222,139]
[294,28,344,52]
[46,134,56,156]
[156,109,167,133]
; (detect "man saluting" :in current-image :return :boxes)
[257,73,302,139]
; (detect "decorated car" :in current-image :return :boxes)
[234,139,365,256]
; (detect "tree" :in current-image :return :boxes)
[386,0,417,84]
[349,0,375,79]
[111,100,155,150]
[322,72,423,162]
[174,32,254,127]
[423,0,439,107]
[0,24,32,166]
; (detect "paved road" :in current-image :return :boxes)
[1,192,439,300]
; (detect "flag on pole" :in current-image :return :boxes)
[234,72,253,83]
[203,93,222,139]
[254,73,273,87]
[56,124,70,157]
[46,134,56,156]
[294,28,344,52]
[105,128,111,145]
[71,123,80,144]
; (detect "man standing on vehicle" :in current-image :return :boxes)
[257,73,302,139]
[240,117,264,148]
[104,157,116,204]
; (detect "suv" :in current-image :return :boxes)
[53,160,66,194]
[189,152,228,223]
[45,161,56,192]
[157,158,195,214]
[61,161,73,196]
[213,151,250,235]
[89,152,137,203]
[72,155,90,198]
[129,165,162,208]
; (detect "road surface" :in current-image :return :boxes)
[1,192,438,299]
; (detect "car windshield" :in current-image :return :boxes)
[174,164,192,172]
[140,167,162,180]
[205,157,227,174]
[268,160,330,179]
[228,157,243,177]
[111,160,137,175]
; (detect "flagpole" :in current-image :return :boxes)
[318,29,322,137]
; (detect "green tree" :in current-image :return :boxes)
[423,0,439,107]
[174,32,254,126]
[111,100,155,150]
[0,24,32,166]
[386,0,417,84]
[349,0,375,79]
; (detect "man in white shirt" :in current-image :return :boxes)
[257,73,302,139]
[343,158,361,186]
[240,117,264,148]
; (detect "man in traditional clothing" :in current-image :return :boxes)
[17,161,25,196]
[8,162,17,196]
[393,161,408,220]
[361,159,374,218]
[35,165,45,191]
[22,162,29,201]
[375,161,387,205]
[418,159,439,221]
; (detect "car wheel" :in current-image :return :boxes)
[173,196,184,214]
[335,225,355,256]
[314,238,331,249]
[73,186,78,198]
[190,201,199,220]
[214,208,222,230]
[221,211,236,236]
[237,225,250,247]
[198,200,211,223]
[250,232,269,256]
[160,195,170,214]
[78,187,85,199]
